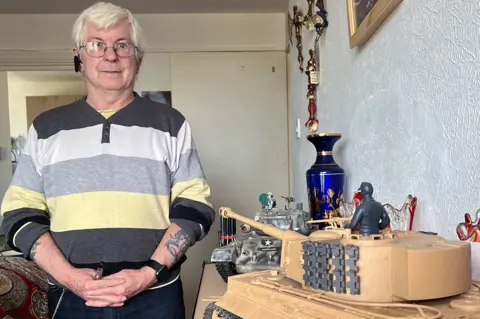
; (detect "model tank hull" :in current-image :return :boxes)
[296,230,472,302]
[204,271,480,319]
[217,206,473,303]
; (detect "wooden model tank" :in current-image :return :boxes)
[203,206,480,318]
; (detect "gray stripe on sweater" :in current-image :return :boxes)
[41,151,204,198]
[51,227,167,264]
[11,154,43,193]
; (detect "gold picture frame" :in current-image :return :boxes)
[346,0,402,48]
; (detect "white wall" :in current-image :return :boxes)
[0,14,285,52]
[0,73,10,205]
[8,73,86,136]
[0,13,287,70]
[288,0,480,239]
[134,53,171,91]
[171,51,289,318]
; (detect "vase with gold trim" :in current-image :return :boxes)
[306,133,345,227]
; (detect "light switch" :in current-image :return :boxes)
[0,147,5,161]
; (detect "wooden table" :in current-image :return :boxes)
[193,262,227,319]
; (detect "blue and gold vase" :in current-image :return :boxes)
[306,133,345,225]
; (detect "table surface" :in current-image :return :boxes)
[193,263,227,319]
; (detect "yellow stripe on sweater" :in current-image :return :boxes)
[1,186,48,215]
[46,192,171,232]
[2,179,212,233]
[171,178,213,207]
[99,109,119,119]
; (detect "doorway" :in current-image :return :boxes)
[26,94,84,128]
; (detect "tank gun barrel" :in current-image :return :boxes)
[219,207,306,240]
[307,217,351,224]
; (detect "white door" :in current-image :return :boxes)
[171,51,290,317]
[0,72,11,207]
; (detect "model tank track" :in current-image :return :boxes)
[215,262,238,283]
[203,302,242,319]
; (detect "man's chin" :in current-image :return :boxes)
[85,76,131,91]
[98,79,127,91]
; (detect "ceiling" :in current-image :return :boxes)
[0,0,289,14]
[8,71,82,82]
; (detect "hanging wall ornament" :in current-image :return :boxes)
[304,0,329,132]
[305,49,319,131]
[291,6,305,72]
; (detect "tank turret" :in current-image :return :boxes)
[210,194,312,282]
[217,205,472,303]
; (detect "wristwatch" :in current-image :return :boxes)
[144,255,188,283]
[144,259,170,283]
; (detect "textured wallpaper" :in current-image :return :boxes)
[288,0,480,239]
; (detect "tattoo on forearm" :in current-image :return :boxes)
[165,229,190,261]
[30,241,40,260]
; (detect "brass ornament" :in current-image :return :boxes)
[305,49,320,131]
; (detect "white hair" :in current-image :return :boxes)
[71,2,146,58]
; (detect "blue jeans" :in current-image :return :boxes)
[48,278,186,319]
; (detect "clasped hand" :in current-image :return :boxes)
[66,267,156,307]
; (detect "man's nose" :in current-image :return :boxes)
[104,47,118,61]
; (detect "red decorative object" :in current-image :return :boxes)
[408,196,417,231]
[0,257,48,318]
[456,210,480,242]
[351,191,417,231]
[352,190,362,208]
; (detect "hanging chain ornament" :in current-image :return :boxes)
[305,49,319,131]
[292,6,305,72]
[304,0,329,132]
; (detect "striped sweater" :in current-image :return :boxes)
[0,94,215,287]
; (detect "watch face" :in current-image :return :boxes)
[156,266,164,276]
[147,259,171,283]
[157,266,169,281]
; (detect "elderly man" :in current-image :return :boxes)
[0,2,215,318]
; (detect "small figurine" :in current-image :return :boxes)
[267,192,276,209]
[281,196,295,210]
[344,182,391,236]
[258,192,276,210]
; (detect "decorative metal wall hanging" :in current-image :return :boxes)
[288,6,305,72]
[305,49,319,131]
[288,0,329,131]
[288,1,329,72]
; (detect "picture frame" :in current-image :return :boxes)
[141,91,172,106]
[346,0,402,48]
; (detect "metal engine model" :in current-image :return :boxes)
[211,193,312,282]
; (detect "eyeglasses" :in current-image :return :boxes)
[79,41,137,58]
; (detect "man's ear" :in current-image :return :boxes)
[136,57,143,74]
[72,48,83,73]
